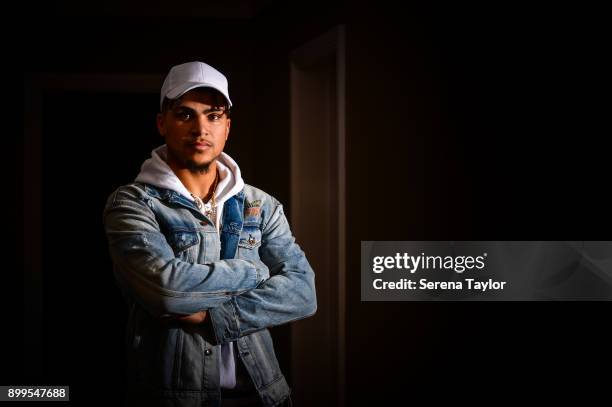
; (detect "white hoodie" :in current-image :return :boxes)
[134,144,244,389]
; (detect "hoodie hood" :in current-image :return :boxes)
[134,144,245,225]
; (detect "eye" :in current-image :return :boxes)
[174,110,192,121]
[208,113,223,121]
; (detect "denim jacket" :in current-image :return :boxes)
[103,181,317,406]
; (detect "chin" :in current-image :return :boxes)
[185,157,214,172]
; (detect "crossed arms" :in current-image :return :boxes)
[103,186,317,344]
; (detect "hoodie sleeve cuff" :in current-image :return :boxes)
[209,298,240,345]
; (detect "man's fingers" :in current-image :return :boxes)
[176,311,208,324]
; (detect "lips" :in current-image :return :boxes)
[189,141,213,150]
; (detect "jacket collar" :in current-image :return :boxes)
[142,183,199,211]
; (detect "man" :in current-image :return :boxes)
[103,61,317,407]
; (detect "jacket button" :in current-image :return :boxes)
[200,221,207,226]
[204,349,212,356]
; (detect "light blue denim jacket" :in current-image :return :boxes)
[103,181,317,406]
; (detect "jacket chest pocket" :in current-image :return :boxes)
[238,225,262,258]
[167,229,200,263]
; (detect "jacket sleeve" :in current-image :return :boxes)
[208,201,317,344]
[103,186,269,318]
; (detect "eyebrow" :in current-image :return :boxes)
[174,105,226,114]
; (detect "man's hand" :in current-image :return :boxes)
[160,310,208,325]
[176,311,208,324]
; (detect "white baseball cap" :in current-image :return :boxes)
[159,61,233,110]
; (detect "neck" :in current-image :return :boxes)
[170,160,219,200]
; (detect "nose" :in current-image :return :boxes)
[191,114,210,136]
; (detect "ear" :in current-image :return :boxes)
[156,112,166,137]
[225,118,231,140]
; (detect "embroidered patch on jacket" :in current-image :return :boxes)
[245,207,261,217]
[246,199,262,208]
[245,200,262,218]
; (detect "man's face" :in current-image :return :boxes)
[157,89,231,172]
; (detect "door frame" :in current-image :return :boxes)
[289,25,346,407]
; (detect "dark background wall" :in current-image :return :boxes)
[9,1,610,405]
[343,3,610,405]
[344,4,610,405]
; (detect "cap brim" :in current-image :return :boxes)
[165,82,233,107]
